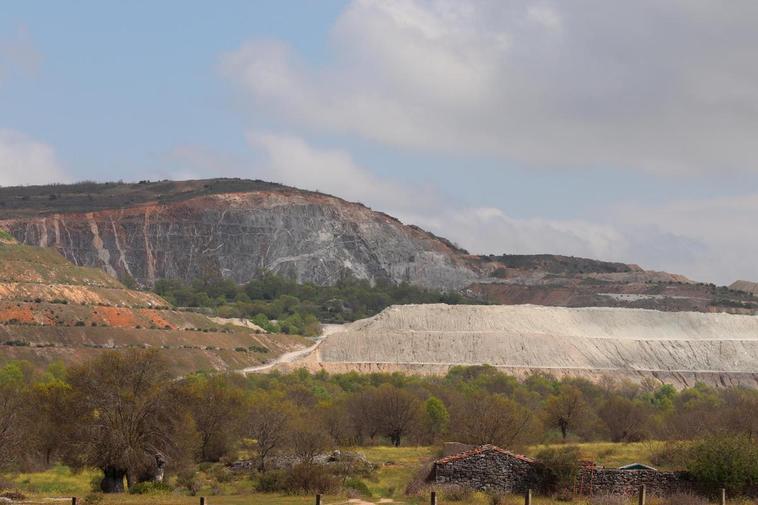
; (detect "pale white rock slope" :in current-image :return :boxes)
[307,304,758,388]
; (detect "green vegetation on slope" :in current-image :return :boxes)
[154,272,474,335]
[1,354,758,500]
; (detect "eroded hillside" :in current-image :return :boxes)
[0,236,306,374]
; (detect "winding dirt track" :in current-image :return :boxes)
[240,324,343,374]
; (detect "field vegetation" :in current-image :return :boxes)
[0,353,756,504]
[154,272,474,335]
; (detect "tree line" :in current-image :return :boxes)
[0,353,757,494]
[153,272,473,335]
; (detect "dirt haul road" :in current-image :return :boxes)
[281,304,758,388]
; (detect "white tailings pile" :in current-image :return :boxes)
[308,304,758,387]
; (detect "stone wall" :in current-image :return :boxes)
[430,445,694,497]
[577,467,693,496]
[432,448,541,493]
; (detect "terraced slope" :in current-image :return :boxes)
[0,237,306,374]
[308,304,758,388]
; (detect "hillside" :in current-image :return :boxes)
[0,178,756,314]
[0,236,306,374]
[304,304,758,388]
[730,280,758,296]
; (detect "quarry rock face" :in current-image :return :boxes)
[1,179,757,315]
[0,188,478,290]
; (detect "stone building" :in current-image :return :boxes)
[430,445,542,493]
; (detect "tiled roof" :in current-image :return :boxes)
[434,444,536,465]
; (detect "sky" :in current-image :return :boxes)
[1,1,758,285]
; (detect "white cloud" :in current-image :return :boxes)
[223,0,758,175]
[613,195,758,284]
[0,129,68,186]
[247,131,758,284]
[247,130,439,215]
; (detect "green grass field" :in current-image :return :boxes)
[1,444,748,505]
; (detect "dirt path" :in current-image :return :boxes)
[240,323,343,374]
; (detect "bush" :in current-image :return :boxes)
[284,463,340,494]
[175,470,201,496]
[686,436,758,495]
[255,470,288,493]
[211,465,234,483]
[128,481,172,494]
[344,477,371,497]
[536,446,581,494]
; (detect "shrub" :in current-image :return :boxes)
[536,446,581,494]
[175,470,201,496]
[284,463,340,494]
[255,470,288,493]
[211,465,234,483]
[686,436,758,495]
[344,477,372,497]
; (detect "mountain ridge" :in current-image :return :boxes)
[1,178,756,315]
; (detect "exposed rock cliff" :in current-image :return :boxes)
[0,180,478,290]
[1,179,756,315]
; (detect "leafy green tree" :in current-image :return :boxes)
[543,385,593,441]
[424,396,449,442]
[61,350,196,492]
[182,374,246,462]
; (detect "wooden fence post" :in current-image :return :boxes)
[200,496,205,505]
[316,494,322,505]
[524,488,532,505]
[721,488,726,505]
[431,490,437,505]
[637,485,646,505]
